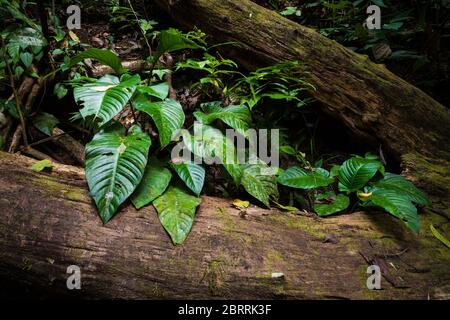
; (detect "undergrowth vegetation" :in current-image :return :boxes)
[0,0,432,245]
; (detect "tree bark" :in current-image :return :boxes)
[153,0,450,163]
[0,151,449,299]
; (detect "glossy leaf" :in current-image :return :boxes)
[9,27,47,48]
[137,82,169,100]
[171,161,205,196]
[372,173,430,206]
[338,157,383,193]
[69,48,127,75]
[241,163,279,208]
[314,192,350,217]
[178,123,243,184]
[133,96,185,148]
[156,28,204,56]
[131,157,172,209]
[277,167,334,189]
[74,74,140,127]
[32,112,59,136]
[153,186,201,245]
[85,124,151,223]
[194,102,252,135]
[365,188,420,234]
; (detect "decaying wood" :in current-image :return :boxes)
[0,151,448,299]
[6,76,45,153]
[91,60,152,77]
[21,146,58,162]
[154,0,450,163]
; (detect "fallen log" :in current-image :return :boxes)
[153,0,450,163]
[0,151,449,299]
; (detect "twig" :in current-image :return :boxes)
[1,37,28,147]
[19,131,69,150]
[127,0,152,57]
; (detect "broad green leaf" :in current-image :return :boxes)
[171,162,205,196]
[85,124,151,223]
[137,82,169,100]
[131,157,172,209]
[338,157,382,193]
[0,0,40,30]
[54,83,68,99]
[31,159,52,172]
[365,188,420,234]
[153,186,201,245]
[20,52,33,68]
[156,28,204,56]
[9,27,47,48]
[133,96,185,148]
[330,165,341,178]
[372,173,430,206]
[69,48,127,75]
[277,167,334,189]
[194,102,252,135]
[184,124,243,184]
[32,112,59,136]
[74,74,140,127]
[314,192,350,217]
[241,163,279,208]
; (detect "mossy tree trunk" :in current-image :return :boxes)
[154,0,450,163]
[0,152,449,299]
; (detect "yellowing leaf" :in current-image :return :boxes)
[232,199,250,209]
[430,224,450,249]
[31,159,52,172]
[69,30,80,43]
[358,191,373,202]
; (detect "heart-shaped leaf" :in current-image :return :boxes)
[74,74,140,127]
[171,161,205,196]
[85,124,151,223]
[194,101,252,135]
[133,96,185,148]
[156,28,204,56]
[137,82,169,100]
[153,186,201,245]
[241,163,279,207]
[20,52,33,68]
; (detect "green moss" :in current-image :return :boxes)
[31,175,87,202]
[216,207,236,233]
[402,153,450,197]
[267,213,327,239]
[201,256,228,295]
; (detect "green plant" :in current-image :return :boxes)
[66,35,283,244]
[278,153,430,233]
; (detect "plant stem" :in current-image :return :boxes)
[127,0,152,58]
[1,37,29,147]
